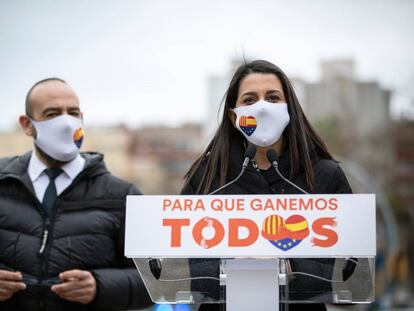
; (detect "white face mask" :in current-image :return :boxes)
[233,100,290,147]
[31,115,85,162]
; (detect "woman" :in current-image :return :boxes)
[181,60,352,310]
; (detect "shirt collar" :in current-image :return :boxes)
[28,151,85,182]
[28,151,48,183]
[61,154,85,180]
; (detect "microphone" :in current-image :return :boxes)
[266,149,309,194]
[342,257,358,281]
[208,145,257,195]
[149,258,162,280]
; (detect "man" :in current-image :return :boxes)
[0,78,152,310]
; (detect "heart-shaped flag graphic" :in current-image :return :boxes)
[262,214,310,251]
[239,116,257,136]
[73,128,84,148]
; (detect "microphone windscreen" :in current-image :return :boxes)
[342,258,358,281]
[266,148,279,163]
[244,145,257,159]
[149,259,162,280]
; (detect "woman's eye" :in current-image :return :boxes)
[267,95,281,102]
[243,97,256,105]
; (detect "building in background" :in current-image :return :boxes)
[83,125,134,181]
[128,123,203,194]
[293,59,393,191]
[391,120,414,295]
[0,125,32,156]
[204,59,244,141]
[294,59,413,299]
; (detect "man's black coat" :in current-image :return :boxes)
[0,152,152,311]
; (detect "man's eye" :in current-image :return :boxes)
[70,112,80,117]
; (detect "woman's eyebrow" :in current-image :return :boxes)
[266,89,283,95]
[240,91,257,97]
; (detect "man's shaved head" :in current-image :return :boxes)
[19,77,82,167]
[25,77,67,117]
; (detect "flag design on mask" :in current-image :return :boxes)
[239,116,257,136]
[73,128,84,148]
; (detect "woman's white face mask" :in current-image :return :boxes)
[31,114,85,162]
[232,100,290,147]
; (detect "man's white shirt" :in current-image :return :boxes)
[27,151,85,203]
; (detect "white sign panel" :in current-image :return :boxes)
[125,194,376,258]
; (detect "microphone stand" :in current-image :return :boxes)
[208,145,257,195]
[266,149,309,195]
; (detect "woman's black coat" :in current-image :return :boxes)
[181,142,352,311]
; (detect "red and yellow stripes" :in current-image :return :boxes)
[239,116,257,127]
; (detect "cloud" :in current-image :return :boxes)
[1,0,413,131]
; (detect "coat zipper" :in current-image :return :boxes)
[38,218,50,255]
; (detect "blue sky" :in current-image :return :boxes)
[1,0,413,131]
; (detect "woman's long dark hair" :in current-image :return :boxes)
[184,60,335,194]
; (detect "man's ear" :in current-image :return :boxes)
[19,115,36,138]
[228,109,237,127]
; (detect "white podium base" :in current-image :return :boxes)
[225,259,280,311]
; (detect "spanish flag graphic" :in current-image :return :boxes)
[285,215,309,240]
[239,115,257,136]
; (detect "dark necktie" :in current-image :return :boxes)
[42,168,63,215]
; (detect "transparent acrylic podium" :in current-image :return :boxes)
[125,194,376,311]
[131,257,374,310]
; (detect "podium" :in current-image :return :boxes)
[125,194,376,310]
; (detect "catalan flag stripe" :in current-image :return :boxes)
[240,116,246,126]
